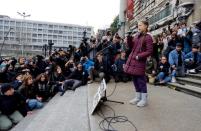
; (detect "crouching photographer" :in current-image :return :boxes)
[112,50,130,82]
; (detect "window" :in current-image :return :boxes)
[43,34,47,38]
[0,20,3,24]
[63,36,67,40]
[0,26,3,30]
[27,28,32,32]
[68,36,72,39]
[87,28,91,31]
[53,40,57,43]
[38,39,42,42]
[59,26,63,30]
[48,30,53,33]
[59,31,63,34]
[38,34,42,38]
[10,37,15,41]
[43,39,47,43]
[22,22,26,26]
[10,32,15,36]
[38,29,43,33]
[54,25,58,29]
[38,24,43,28]
[33,28,37,33]
[4,26,9,30]
[4,21,9,25]
[32,34,37,38]
[54,30,58,34]
[49,25,53,29]
[32,39,37,42]
[10,21,15,26]
[27,23,33,27]
[43,29,48,33]
[48,35,53,39]
[58,35,62,40]
[53,35,57,39]
[16,22,21,27]
[33,23,37,28]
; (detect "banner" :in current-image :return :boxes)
[127,0,134,21]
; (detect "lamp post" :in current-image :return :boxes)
[48,40,54,56]
[42,44,48,57]
[0,28,13,57]
[17,12,31,56]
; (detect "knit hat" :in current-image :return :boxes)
[0,83,13,94]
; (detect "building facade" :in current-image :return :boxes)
[126,0,201,35]
[0,15,93,56]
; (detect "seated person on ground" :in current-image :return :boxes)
[0,83,28,130]
[64,63,88,92]
[169,43,185,82]
[145,56,157,84]
[92,53,111,83]
[35,73,51,101]
[155,56,171,85]
[184,44,201,74]
[18,75,43,111]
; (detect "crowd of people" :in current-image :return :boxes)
[0,21,201,130]
[146,22,201,85]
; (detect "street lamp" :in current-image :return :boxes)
[48,40,54,56]
[17,12,31,19]
[0,28,13,57]
[17,12,31,56]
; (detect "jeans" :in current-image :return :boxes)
[28,99,43,110]
[156,72,171,83]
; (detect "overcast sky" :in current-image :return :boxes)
[0,0,119,31]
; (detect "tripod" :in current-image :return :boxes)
[100,81,124,104]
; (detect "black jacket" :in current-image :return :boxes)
[0,92,27,116]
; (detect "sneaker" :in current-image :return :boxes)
[189,69,196,74]
[87,80,93,84]
[171,77,176,83]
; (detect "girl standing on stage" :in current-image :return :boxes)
[124,21,153,107]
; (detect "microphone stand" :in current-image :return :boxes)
[98,42,124,104]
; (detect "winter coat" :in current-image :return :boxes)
[124,33,153,76]
[0,92,27,115]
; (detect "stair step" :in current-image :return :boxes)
[176,77,201,87]
[12,86,89,131]
[186,73,201,80]
[168,82,201,98]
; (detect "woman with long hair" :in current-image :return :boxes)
[124,21,153,107]
[35,73,50,101]
[18,75,43,110]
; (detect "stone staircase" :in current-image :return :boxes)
[11,86,90,131]
[168,73,201,98]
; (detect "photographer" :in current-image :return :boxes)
[80,56,94,84]
[93,53,111,83]
[88,37,97,60]
[112,50,129,82]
